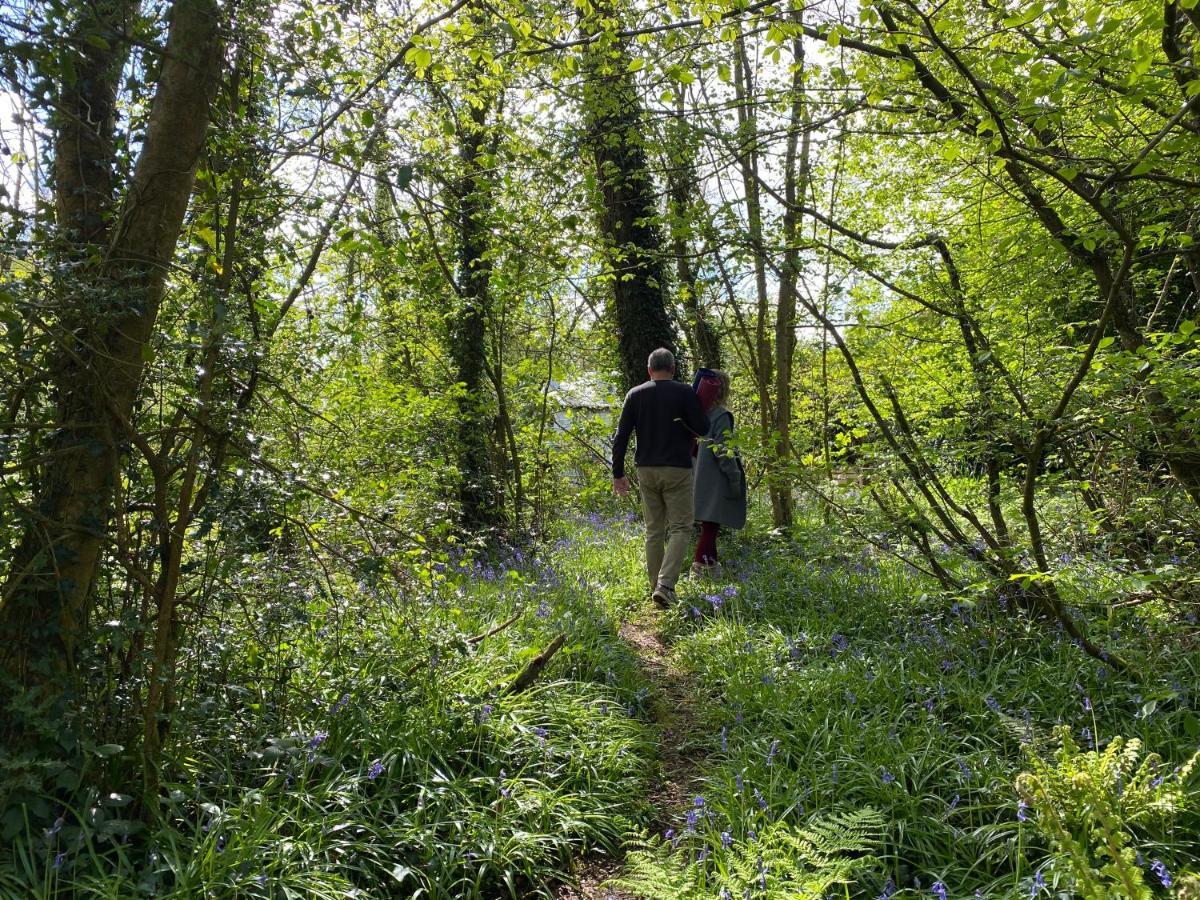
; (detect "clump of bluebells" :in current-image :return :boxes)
[660,520,1200,898]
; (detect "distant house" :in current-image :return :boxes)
[549,377,617,483]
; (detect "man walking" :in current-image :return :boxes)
[612,348,709,606]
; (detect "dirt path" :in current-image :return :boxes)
[557,605,710,900]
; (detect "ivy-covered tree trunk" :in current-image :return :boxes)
[0,0,223,728]
[665,94,722,370]
[580,3,680,391]
[452,99,503,528]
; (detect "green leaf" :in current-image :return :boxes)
[196,226,217,249]
[626,57,644,73]
[405,46,433,71]
[93,743,124,758]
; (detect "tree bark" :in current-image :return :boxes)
[580,4,680,390]
[453,97,503,529]
[0,0,223,711]
[665,94,721,369]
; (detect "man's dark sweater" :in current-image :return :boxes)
[612,379,709,478]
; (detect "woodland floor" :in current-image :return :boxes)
[559,601,713,900]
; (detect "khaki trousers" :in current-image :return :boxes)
[638,466,695,591]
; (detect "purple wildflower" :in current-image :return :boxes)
[881,768,896,785]
[52,851,67,870]
[932,882,948,900]
[367,759,384,780]
[879,877,896,899]
[766,739,780,766]
[308,731,328,750]
[721,831,732,849]
[1017,800,1028,822]
[1031,869,1045,896]
[1151,860,1172,888]
[479,703,493,723]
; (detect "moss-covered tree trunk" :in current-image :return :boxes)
[580,3,680,391]
[665,94,722,370]
[0,0,223,736]
[452,98,503,528]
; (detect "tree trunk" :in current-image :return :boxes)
[0,0,223,718]
[771,11,811,530]
[453,98,503,528]
[665,94,721,369]
[580,5,680,390]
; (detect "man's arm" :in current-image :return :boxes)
[683,389,709,438]
[611,391,636,479]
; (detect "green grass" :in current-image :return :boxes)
[616,511,1200,898]
[3,506,1197,898]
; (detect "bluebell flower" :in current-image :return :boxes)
[479,703,493,723]
[367,759,384,780]
[256,873,267,887]
[308,731,328,750]
[878,877,896,899]
[698,847,709,863]
[694,795,705,808]
[721,831,732,849]
[1150,860,1172,888]
[986,696,1001,713]
[881,768,896,785]
[533,726,548,740]
[1031,869,1045,896]
[1017,800,1028,822]
[330,692,350,714]
[499,769,510,798]
[932,881,948,900]
[45,816,64,839]
[720,726,727,752]
[685,808,699,831]
[735,771,744,792]
[948,794,959,811]
[766,740,780,766]
[52,851,67,870]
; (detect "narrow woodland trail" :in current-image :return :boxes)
[558,603,712,900]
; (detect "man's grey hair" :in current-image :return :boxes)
[647,348,675,372]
